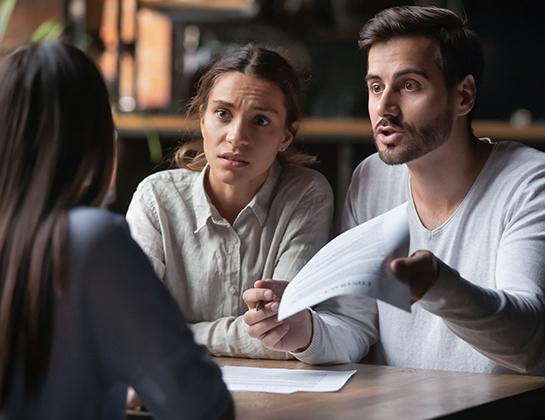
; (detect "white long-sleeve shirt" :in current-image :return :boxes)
[126,160,334,359]
[294,140,545,374]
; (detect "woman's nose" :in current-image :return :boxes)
[225,119,249,147]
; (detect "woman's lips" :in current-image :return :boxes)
[218,153,249,167]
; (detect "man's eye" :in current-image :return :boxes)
[369,83,382,94]
[404,80,419,91]
[254,116,270,127]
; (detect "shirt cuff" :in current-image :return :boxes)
[418,255,503,318]
[288,308,323,361]
[418,256,460,313]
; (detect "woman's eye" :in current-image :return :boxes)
[254,116,270,127]
[215,109,230,120]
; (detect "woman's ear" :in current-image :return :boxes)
[199,104,206,131]
[280,121,298,152]
[456,75,476,117]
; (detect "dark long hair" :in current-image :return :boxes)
[174,44,316,170]
[0,41,115,404]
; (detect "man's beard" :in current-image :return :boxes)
[374,111,453,165]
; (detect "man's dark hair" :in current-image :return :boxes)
[359,6,484,90]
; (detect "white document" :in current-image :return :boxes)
[221,365,356,394]
[278,202,411,321]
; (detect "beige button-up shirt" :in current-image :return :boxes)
[126,161,334,358]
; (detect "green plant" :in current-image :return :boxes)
[0,0,17,41]
[30,19,63,42]
[0,0,62,45]
[144,125,163,163]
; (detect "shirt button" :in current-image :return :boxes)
[228,285,238,295]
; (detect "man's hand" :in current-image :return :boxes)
[242,279,313,352]
[390,250,438,302]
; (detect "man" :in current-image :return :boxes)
[242,5,545,374]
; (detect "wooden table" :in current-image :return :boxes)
[216,357,545,420]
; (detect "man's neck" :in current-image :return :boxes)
[407,126,492,230]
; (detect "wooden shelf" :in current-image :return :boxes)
[472,120,545,141]
[115,113,198,134]
[139,0,258,21]
[114,114,545,142]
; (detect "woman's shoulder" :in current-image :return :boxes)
[69,206,124,230]
[68,207,130,253]
[130,168,202,211]
[68,207,155,290]
[279,164,332,194]
[135,168,200,194]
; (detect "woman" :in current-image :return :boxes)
[126,45,334,359]
[0,41,232,420]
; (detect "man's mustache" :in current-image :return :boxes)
[375,117,404,131]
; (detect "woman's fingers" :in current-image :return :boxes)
[242,288,278,309]
[254,279,289,298]
[246,312,283,339]
[243,300,279,325]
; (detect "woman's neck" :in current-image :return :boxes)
[204,169,268,225]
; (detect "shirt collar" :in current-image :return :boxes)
[245,159,282,226]
[193,165,217,233]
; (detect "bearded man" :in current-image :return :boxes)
[243,5,545,375]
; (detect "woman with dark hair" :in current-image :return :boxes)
[0,41,232,420]
[126,44,334,359]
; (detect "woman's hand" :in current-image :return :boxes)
[127,387,143,411]
[242,279,313,352]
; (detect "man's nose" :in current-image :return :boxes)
[375,87,400,118]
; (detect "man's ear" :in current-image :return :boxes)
[456,74,476,117]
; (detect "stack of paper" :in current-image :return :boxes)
[221,365,356,394]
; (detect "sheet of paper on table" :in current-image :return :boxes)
[278,202,411,321]
[221,365,356,394]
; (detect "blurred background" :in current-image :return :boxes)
[2,0,545,221]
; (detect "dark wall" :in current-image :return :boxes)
[464,1,545,122]
[112,1,545,215]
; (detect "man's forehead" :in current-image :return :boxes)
[368,35,439,55]
[366,36,441,78]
